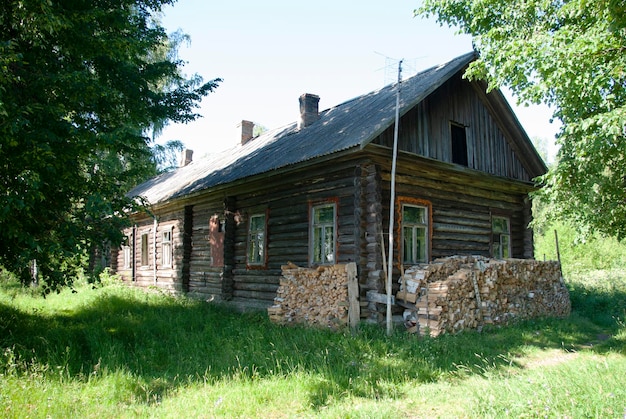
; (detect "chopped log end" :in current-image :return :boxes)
[399,256,570,337]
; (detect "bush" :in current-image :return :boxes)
[534,221,626,275]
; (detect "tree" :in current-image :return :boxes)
[0,0,220,287]
[417,0,626,239]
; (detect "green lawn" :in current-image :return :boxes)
[1,268,625,418]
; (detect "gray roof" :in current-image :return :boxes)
[130,52,477,205]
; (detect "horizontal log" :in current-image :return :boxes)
[233,289,277,301]
[233,282,279,292]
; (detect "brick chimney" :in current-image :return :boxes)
[240,120,254,145]
[298,93,319,129]
[180,149,193,167]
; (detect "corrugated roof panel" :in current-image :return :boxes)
[129,52,476,204]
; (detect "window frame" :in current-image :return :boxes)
[397,197,432,266]
[140,231,149,267]
[161,227,173,268]
[309,200,338,266]
[491,215,511,259]
[122,234,132,269]
[246,211,268,268]
[450,121,468,167]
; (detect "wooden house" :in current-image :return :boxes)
[111,52,547,315]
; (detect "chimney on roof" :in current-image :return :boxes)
[240,120,254,145]
[180,149,193,167]
[298,93,319,129]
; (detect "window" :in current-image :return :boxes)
[401,204,429,264]
[122,235,132,269]
[247,213,266,265]
[451,123,468,166]
[162,229,173,268]
[310,203,336,265]
[492,216,511,259]
[140,232,149,266]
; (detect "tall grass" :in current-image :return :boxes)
[1,263,625,417]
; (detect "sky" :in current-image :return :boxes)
[159,0,559,161]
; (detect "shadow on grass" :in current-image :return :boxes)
[1,279,625,409]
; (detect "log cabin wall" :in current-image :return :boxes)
[110,63,542,316]
[357,150,533,322]
[183,196,228,301]
[368,148,533,270]
[226,158,362,311]
[115,208,184,292]
[373,76,532,182]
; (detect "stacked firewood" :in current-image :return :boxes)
[268,262,350,328]
[397,256,571,337]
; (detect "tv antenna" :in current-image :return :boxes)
[375,52,422,85]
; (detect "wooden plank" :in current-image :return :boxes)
[346,262,360,330]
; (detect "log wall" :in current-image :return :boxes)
[185,197,227,301]
[114,209,184,293]
[227,159,362,311]
[111,74,539,317]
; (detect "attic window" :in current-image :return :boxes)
[451,123,468,166]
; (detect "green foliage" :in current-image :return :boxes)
[535,220,626,273]
[0,0,220,288]
[417,0,626,239]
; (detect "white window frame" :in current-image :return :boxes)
[122,235,132,269]
[162,228,173,268]
[247,213,267,266]
[140,232,149,267]
[401,203,429,264]
[492,215,511,259]
[310,202,337,265]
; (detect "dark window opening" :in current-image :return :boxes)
[451,123,468,166]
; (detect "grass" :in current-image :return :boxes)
[1,268,625,418]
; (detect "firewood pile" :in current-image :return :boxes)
[397,256,571,337]
[268,262,350,328]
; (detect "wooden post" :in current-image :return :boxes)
[346,262,360,331]
[554,229,563,277]
[386,61,402,336]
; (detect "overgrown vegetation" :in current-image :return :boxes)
[418,0,626,241]
[0,0,220,289]
[1,247,625,418]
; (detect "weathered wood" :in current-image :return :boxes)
[113,69,541,320]
[398,256,570,337]
[233,289,277,301]
[346,262,360,330]
[233,282,279,292]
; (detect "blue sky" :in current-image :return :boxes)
[160,0,558,160]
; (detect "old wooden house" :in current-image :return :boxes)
[112,52,546,316]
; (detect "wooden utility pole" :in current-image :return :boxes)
[386,60,403,336]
